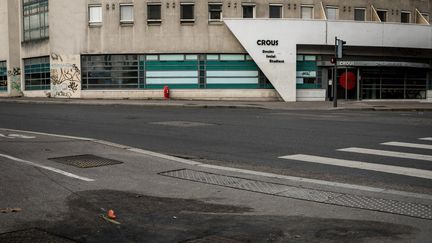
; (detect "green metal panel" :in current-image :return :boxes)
[145,84,199,89]
[297,83,321,89]
[145,61,198,71]
[206,84,260,89]
[206,61,258,71]
[296,61,317,71]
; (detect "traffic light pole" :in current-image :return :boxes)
[333,37,338,108]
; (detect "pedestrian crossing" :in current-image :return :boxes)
[337,147,432,161]
[279,137,432,180]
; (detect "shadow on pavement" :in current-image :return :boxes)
[3,190,415,242]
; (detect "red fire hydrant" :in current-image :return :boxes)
[163,86,170,99]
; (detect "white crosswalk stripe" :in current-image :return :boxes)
[419,137,432,141]
[337,147,432,161]
[279,154,432,179]
[381,142,432,150]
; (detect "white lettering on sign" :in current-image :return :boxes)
[0,133,36,139]
[338,61,355,66]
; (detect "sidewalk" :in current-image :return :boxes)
[1,97,432,111]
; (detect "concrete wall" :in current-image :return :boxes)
[81,89,281,101]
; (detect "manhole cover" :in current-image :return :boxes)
[48,154,123,168]
[182,235,241,243]
[160,169,432,220]
[0,228,75,243]
[150,121,214,127]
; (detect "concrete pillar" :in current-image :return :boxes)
[7,0,22,97]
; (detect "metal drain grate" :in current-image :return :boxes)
[183,235,242,243]
[48,154,123,168]
[0,228,76,243]
[150,121,215,127]
[159,169,432,220]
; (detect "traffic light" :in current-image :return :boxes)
[330,57,336,64]
[337,39,347,59]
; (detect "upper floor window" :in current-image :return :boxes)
[269,4,282,18]
[89,5,102,25]
[301,5,314,19]
[120,4,134,24]
[422,13,430,22]
[401,11,410,23]
[180,3,195,23]
[23,0,49,42]
[354,8,366,21]
[242,4,255,18]
[147,3,161,23]
[326,6,339,20]
[376,9,387,22]
[208,3,223,21]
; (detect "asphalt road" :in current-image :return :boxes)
[1,103,431,194]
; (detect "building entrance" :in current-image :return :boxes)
[328,67,358,100]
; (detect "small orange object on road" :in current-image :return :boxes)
[107,209,116,219]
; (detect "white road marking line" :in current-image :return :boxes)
[2,127,432,200]
[382,142,432,150]
[0,153,95,182]
[0,128,94,141]
[338,147,432,162]
[279,154,432,180]
[8,134,36,139]
[419,137,432,141]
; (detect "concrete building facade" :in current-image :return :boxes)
[0,0,431,101]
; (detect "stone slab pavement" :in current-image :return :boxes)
[0,128,431,242]
[1,97,432,111]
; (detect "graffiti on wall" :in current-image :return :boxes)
[7,67,22,93]
[50,54,81,98]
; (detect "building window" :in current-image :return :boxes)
[208,3,222,21]
[326,6,339,20]
[296,55,320,89]
[120,4,134,24]
[22,0,49,42]
[147,3,161,23]
[88,5,102,25]
[401,11,410,23]
[242,4,255,18]
[301,6,314,19]
[354,8,366,21]
[180,3,195,23]
[269,4,282,18]
[81,55,139,89]
[0,61,6,92]
[24,56,50,91]
[422,13,429,22]
[377,9,387,22]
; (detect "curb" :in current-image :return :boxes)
[0,98,431,111]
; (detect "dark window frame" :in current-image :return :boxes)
[354,8,366,21]
[376,9,387,22]
[242,4,255,18]
[147,3,162,23]
[180,3,195,23]
[208,3,223,22]
[23,56,50,91]
[22,0,49,42]
[269,4,282,18]
[400,11,411,23]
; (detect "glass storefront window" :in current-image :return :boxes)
[0,61,7,91]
